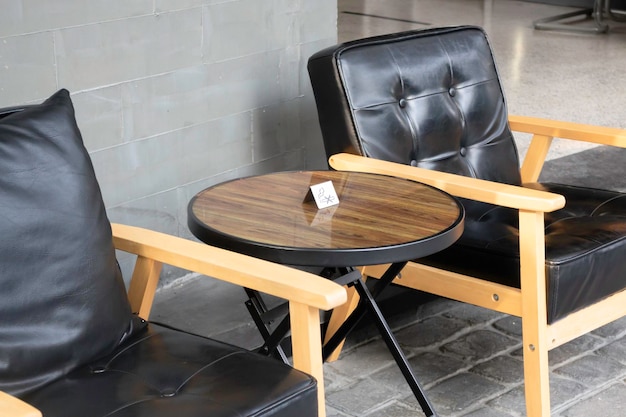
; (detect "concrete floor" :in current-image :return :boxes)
[153,1,626,416]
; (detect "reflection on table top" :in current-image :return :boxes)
[188,170,464,267]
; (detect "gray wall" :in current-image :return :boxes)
[1,0,338,284]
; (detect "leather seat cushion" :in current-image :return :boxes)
[423,182,626,323]
[22,322,318,417]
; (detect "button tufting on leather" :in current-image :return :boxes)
[410,160,418,167]
[398,98,407,108]
[448,87,456,97]
[460,147,467,157]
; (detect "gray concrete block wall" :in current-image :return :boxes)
[1,0,338,284]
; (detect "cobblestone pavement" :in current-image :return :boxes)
[154,277,625,417]
[323,298,626,417]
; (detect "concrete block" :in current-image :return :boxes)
[120,60,285,143]
[0,0,153,38]
[107,189,181,236]
[91,136,181,207]
[300,0,338,43]
[208,51,281,115]
[120,66,218,140]
[155,0,204,13]
[279,45,303,101]
[244,148,305,173]
[93,114,252,207]
[177,113,253,182]
[54,9,203,91]
[73,86,124,151]
[203,0,296,63]
[0,33,56,107]
[252,101,301,162]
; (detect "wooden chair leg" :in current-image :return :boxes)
[521,325,551,417]
[126,256,163,318]
[519,210,552,417]
[323,284,361,362]
[290,302,326,417]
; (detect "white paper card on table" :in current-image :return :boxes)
[310,180,340,209]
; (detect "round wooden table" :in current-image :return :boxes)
[188,170,463,267]
[188,170,464,417]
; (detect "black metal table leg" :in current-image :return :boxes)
[244,288,290,363]
[322,262,406,357]
[254,314,291,362]
[352,277,438,417]
[322,262,438,417]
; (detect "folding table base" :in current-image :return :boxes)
[244,264,439,417]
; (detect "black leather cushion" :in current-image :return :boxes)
[308,26,626,323]
[0,89,135,395]
[423,182,626,323]
[308,26,521,187]
[22,323,318,417]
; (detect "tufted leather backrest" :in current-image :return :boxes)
[308,26,522,188]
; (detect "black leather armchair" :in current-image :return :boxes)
[0,89,346,417]
[308,26,626,417]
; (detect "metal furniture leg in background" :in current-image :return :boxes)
[533,0,609,33]
[606,0,626,20]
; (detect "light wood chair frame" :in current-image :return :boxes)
[1,223,348,417]
[327,115,626,417]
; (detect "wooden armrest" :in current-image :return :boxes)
[329,153,565,212]
[111,223,347,311]
[112,223,347,415]
[0,392,41,417]
[509,115,626,147]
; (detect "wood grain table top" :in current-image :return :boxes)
[188,170,464,267]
